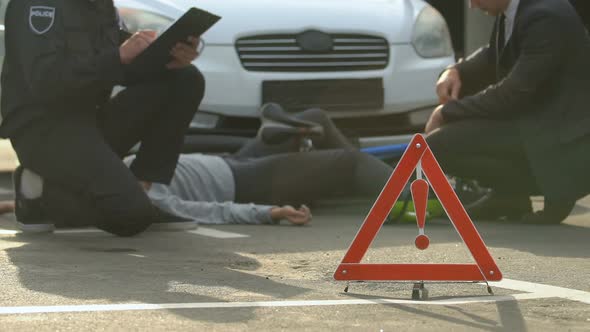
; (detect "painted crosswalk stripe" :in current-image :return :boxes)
[492,278,590,305]
[189,227,250,239]
[0,227,249,239]
[0,293,553,315]
[1,280,588,315]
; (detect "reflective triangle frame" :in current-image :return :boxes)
[334,134,502,282]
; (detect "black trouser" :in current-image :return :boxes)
[426,118,580,220]
[426,118,540,197]
[227,109,393,206]
[12,66,205,236]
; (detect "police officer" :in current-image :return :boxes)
[1,0,205,236]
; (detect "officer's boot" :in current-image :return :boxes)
[13,166,55,233]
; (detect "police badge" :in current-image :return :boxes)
[29,6,56,35]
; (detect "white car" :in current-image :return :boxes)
[0,1,453,143]
[115,0,454,140]
[115,0,454,141]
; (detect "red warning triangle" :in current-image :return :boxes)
[334,134,502,282]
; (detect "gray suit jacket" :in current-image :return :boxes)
[442,0,590,201]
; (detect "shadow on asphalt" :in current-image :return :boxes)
[0,200,588,325]
[473,223,590,259]
[2,232,310,323]
[386,300,527,332]
[342,291,527,331]
[3,226,533,329]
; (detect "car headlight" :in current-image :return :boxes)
[412,5,453,58]
[117,8,174,35]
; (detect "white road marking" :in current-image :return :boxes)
[189,227,250,239]
[0,227,249,239]
[0,279,589,315]
[54,229,104,234]
[127,254,146,258]
[0,229,106,235]
[492,278,590,305]
[0,293,553,315]
[0,229,110,235]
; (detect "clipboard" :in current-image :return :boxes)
[129,7,221,71]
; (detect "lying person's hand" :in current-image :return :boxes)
[120,30,158,64]
[167,36,201,69]
[270,205,312,226]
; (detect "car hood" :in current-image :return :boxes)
[116,0,424,44]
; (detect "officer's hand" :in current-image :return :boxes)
[119,30,158,64]
[436,68,462,104]
[166,36,201,69]
[425,105,445,134]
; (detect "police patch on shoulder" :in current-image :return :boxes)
[29,6,56,35]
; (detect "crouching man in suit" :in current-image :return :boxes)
[425,0,590,224]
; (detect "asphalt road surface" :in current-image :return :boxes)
[0,172,587,331]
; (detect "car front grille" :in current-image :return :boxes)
[235,33,389,72]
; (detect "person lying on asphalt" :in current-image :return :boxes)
[125,106,395,226]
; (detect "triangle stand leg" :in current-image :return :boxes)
[412,282,429,301]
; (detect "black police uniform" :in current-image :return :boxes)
[1,0,205,235]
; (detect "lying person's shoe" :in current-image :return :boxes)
[464,190,532,221]
[147,206,198,231]
[13,166,55,233]
[452,178,491,206]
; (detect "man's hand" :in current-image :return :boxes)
[436,68,462,104]
[119,30,157,65]
[166,36,201,69]
[425,104,445,134]
[270,205,312,226]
